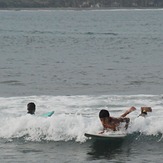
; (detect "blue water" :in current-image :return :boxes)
[0,8,163,163]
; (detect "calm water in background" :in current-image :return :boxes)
[0,9,163,96]
[0,9,163,163]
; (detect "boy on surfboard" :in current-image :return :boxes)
[99,106,136,133]
[26,102,54,117]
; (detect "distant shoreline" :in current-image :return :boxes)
[0,7,163,11]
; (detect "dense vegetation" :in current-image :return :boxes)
[0,0,163,8]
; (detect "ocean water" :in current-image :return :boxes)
[0,8,163,163]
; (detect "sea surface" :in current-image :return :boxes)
[0,8,163,163]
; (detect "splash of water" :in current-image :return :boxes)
[0,95,162,142]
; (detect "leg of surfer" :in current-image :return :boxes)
[139,107,152,117]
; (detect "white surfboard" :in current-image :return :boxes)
[85,132,127,140]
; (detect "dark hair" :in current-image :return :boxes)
[99,109,110,118]
[27,102,36,114]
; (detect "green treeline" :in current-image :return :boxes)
[0,0,163,8]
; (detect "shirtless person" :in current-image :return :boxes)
[99,106,136,133]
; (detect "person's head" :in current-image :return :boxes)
[99,109,110,119]
[27,102,36,115]
[99,109,110,125]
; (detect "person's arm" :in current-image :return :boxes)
[118,117,130,129]
[120,106,136,118]
[99,124,117,134]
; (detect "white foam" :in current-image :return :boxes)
[0,95,163,142]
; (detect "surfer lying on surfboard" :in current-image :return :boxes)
[99,107,136,133]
